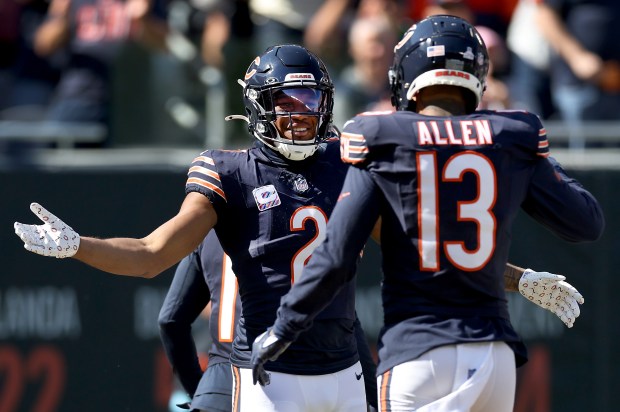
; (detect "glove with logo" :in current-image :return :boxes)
[519,269,584,328]
[14,202,80,258]
[251,328,291,386]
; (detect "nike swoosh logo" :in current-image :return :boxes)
[355,372,363,380]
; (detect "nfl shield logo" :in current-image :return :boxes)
[252,185,281,211]
[294,176,309,193]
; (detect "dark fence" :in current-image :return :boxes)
[0,162,617,411]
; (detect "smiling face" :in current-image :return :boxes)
[272,88,322,141]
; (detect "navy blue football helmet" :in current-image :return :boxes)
[389,15,489,113]
[231,44,335,161]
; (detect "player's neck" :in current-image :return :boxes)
[416,88,468,116]
[418,101,467,117]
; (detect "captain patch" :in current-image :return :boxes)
[252,185,281,211]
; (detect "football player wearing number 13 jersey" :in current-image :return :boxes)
[253,16,605,412]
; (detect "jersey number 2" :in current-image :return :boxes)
[218,206,329,340]
[290,206,329,283]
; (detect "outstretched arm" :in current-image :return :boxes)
[14,192,216,278]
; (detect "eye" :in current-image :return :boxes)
[276,102,294,112]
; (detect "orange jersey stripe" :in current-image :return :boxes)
[187,177,227,201]
[189,165,221,182]
[192,155,215,165]
[341,131,365,142]
[380,369,392,411]
[232,365,241,411]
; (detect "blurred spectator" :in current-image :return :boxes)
[160,0,256,149]
[332,14,397,126]
[161,0,356,148]
[199,5,235,69]
[506,0,554,118]
[423,0,475,22]
[476,25,511,110]
[536,0,620,149]
[33,0,170,146]
[408,0,518,38]
[0,0,22,111]
[249,0,355,68]
[11,0,63,114]
[165,0,252,70]
[356,0,410,31]
[0,0,62,120]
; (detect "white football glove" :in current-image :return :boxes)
[518,269,584,328]
[14,202,80,258]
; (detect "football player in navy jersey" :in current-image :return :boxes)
[158,232,238,412]
[251,17,605,412]
[158,231,379,411]
[15,44,373,411]
[15,42,590,412]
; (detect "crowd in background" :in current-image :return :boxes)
[2,0,620,150]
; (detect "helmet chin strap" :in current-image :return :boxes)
[274,141,318,161]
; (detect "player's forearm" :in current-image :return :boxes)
[74,196,218,277]
[504,263,525,292]
[74,236,167,278]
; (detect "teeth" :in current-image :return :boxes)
[292,128,308,132]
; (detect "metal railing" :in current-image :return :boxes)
[544,120,620,149]
[0,120,107,148]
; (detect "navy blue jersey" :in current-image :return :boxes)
[160,229,378,407]
[158,231,240,395]
[185,140,360,375]
[273,110,604,375]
